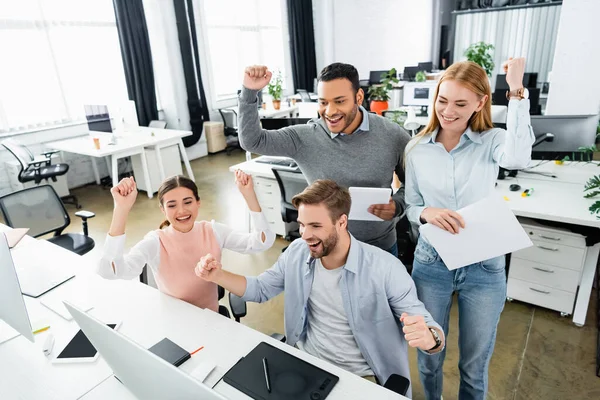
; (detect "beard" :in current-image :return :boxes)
[308,230,339,259]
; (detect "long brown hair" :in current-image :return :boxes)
[158,175,200,229]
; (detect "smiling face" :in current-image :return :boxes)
[435,79,487,134]
[159,186,200,233]
[317,78,364,134]
[297,203,346,259]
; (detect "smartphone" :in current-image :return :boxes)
[52,322,121,364]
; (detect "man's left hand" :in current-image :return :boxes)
[400,313,437,351]
[368,197,396,220]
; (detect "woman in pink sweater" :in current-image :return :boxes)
[97,170,275,312]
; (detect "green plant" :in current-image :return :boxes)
[464,42,495,77]
[267,71,283,101]
[415,71,427,82]
[368,68,399,101]
[584,175,600,217]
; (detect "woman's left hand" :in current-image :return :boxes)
[235,169,255,197]
[502,57,526,90]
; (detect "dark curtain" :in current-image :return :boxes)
[112,0,158,127]
[173,0,210,147]
[287,0,317,92]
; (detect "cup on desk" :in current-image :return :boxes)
[92,137,100,150]
[291,98,297,105]
[261,102,267,110]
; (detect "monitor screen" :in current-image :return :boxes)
[530,114,598,152]
[84,105,112,133]
[369,70,389,85]
[418,62,433,72]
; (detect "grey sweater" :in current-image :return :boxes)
[238,87,411,250]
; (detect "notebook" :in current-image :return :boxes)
[148,338,191,367]
[223,342,339,400]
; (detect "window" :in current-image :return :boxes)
[202,0,291,103]
[0,0,129,133]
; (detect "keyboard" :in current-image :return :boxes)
[254,156,299,171]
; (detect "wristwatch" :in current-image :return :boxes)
[427,328,442,352]
[506,87,529,100]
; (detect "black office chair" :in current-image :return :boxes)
[0,185,95,255]
[271,167,309,244]
[217,285,232,318]
[218,109,244,155]
[1,138,81,208]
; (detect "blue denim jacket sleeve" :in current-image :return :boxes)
[241,249,287,303]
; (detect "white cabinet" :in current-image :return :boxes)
[131,145,182,194]
[4,157,70,197]
[507,218,586,315]
[252,176,297,237]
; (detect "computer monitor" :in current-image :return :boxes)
[84,104,112,133]
[64,302,227,400]
[495,73,538,90]
[403,81,437,107]
[260,118,312,130]
[530,114,598,152]
[0,233,34,344]
[369,70,389,85]
[403,66,420,82]
[418,62,433,72]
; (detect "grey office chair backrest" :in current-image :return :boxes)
[272,168,309,207]
[0,185,69,237]
[1,139,34,170]
[297,89,311,102]
[148,120,167,129]
[218,109,238,130]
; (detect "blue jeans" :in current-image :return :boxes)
[386,242,398,258]
[411,239,506,400]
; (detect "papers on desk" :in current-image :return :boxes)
[348,187,391,221]
[4,228,29,248]
[419,195,533,270]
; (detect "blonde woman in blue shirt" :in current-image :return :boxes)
[404,58,534,400]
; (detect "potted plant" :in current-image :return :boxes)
[367,68,399,115]
[267,71,283,110]
[464,42,495,77]
[415,71,427,83]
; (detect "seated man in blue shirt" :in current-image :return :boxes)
[196,180,444,396]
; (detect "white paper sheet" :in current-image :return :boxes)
[40,290,93,321]
[348,187,391,221]
[419,195,533,270]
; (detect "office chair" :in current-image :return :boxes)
[1,138,81,208]
[218,109,244,155]
[297,89,316,102]
[271,167,309,244]
[148,120,167,129]
[0,185,95,256]
[217,285,232,318]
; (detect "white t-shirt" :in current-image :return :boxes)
[298,259,373,377]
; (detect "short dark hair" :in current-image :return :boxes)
[291,179,351,222]
[317,63,360,94]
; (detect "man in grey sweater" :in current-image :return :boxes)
[239,63,411,254]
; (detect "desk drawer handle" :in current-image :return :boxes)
[529,287,550,295]
[539,235,561,241]
[267,206,274,210]
[265,191,273,194]
[533,267,554,273]
[538,245,558,252]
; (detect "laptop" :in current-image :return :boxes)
[223,341,339,400]
[254,156,299,171]
[64,302,227,400]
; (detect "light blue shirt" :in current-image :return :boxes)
[328,106,370,138]
[241,234,442,392]
[405,99,535,228]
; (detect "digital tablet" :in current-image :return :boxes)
[52,322,121,364]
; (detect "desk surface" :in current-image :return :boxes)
[0,225,404,400]
[47,127,191,157]
[231,105,300,119]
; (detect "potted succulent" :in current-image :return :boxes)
[367,68,399,115]
[464,42,495,77]
[267,71,283,110]
[415,71,427,82]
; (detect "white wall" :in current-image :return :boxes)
[312,0,434,79]
[545,0,600,116]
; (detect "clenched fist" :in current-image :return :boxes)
[502,57,526,91]
[243,65,272,91]
[400,313,438,351]
[195,253,222,282]
[110,177,137,211]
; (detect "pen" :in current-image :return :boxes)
[262,357,271,393]
[32,325,50,334]
[190,346,204,355]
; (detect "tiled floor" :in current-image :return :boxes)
[64,151,599,400]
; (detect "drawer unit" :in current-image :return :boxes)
[507,219,586,316]
[252,176,285,236]
[507,278,575,315]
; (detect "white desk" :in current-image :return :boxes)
[494,161,600,326]
[47,127,194,199]
[231,105,300,119]
[0,225,405,400]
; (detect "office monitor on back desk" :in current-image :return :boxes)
[530,114,599,159]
